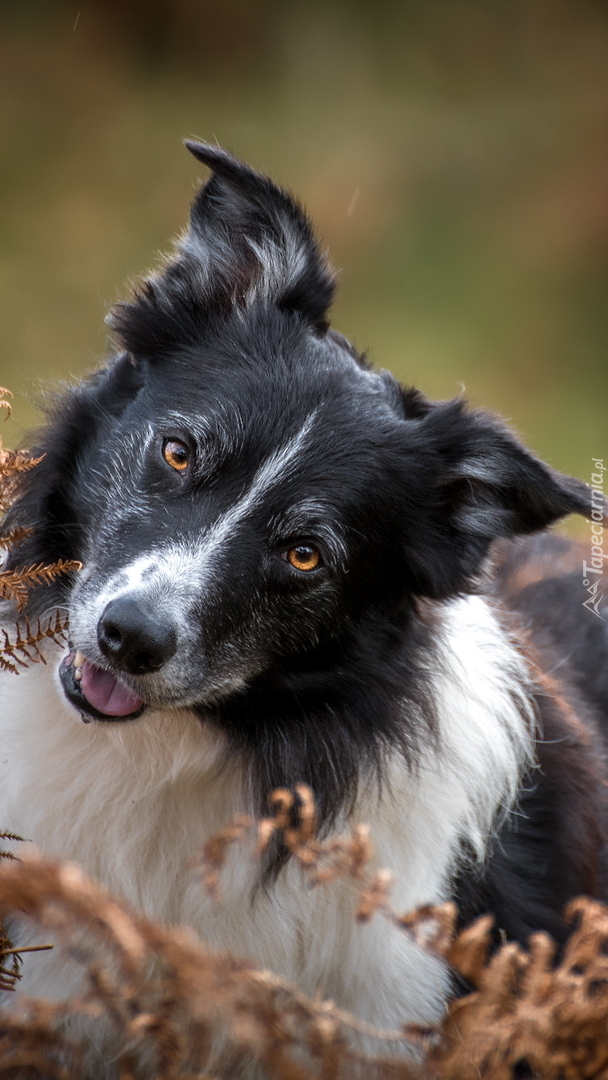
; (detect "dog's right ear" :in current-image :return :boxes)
[395,395,603,600]
[110,143,336,358]
[184,142,336,328]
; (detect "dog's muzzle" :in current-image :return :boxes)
[60,596,179,722]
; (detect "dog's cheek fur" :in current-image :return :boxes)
[4,353,144,612]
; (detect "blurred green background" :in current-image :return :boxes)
[1,0,606,497]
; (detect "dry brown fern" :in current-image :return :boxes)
[0,393,45,562]
[202,784,376,904]
[0,856,424,1080]
[0,561,81,614]
[0,396,79,985]
[3,805,608,1078]
[0,388,12,422]
[202,794,608,1080]
[0,395,79,657]
[0,441,44,520]
[0,612,71,674]
[0,432,81,611]
[0,834,26,993]
[0,524,34,550]
[426,896,608,1080]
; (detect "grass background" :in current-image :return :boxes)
[1,0,606,492]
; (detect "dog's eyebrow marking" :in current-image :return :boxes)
[269,499,348,566]
[162,412,213,440]
[162,408,245,470]
[198,411,319,559]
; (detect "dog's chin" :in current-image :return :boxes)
[59,652,146,724]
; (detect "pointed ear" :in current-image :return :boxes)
[183,141,335,328]
[400,397,604,599]
[109,142,336,357]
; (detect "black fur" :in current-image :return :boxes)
[4,142,608,934]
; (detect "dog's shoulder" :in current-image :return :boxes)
[452,536,608,945]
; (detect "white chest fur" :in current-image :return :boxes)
[0,595,534,1054]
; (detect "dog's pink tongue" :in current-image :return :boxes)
[80,660,144,717]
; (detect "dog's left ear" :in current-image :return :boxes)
[183,141,335,330]
[400,397,602,599]
[110,143,336,357]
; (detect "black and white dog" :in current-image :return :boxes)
[1,143,607,1066]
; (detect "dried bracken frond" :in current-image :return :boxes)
[356,869,395,923]
[3,814,608,1077]
[0,445,44,476]
[0,399,78,990]
[0,1002,84,1078]
[0,560,82,612]
[0,935,21,992]
[427,896,608,1079]
[0,856,423,1080]
[0,611,70,673]
[0,444,44,519]
[200,814,253,900]
[0,388,12,421]
[202,784,376,903]
[0,524,34,550]
[0,400,76,662]
[0,833,26,992]
[200,796,608,1080]
[0,401,45,528]
[0,576,28,616]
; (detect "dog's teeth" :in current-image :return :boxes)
[73,651,85,680]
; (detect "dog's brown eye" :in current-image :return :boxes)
[162,439,190,472]
[286,544,322,572]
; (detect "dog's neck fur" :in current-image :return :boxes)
[0,593,534,1028]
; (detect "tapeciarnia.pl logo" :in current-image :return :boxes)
[582,458,605,620]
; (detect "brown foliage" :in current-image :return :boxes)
[0,834,26,993]
[0,563,82,615]
[0,396,79,667]
[202,795,608,1079]
[0,396,81,986]
[201,785,375,902]
[0,856,424,1080]
[430,898,608,1079]
[0,612,71,675]
[2,838,608,1078]
[0,394,44,523]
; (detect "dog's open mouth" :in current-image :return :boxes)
[60,651,145,722]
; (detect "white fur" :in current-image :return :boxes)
[0,594,535,1072]
[178,219,314,308]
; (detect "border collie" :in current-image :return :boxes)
[1,142,607,1070]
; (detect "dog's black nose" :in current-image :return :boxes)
[98,597,177,675]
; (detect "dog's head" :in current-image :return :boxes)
[5,143,595,810]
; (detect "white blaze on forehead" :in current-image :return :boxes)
[198,409,318,559]
[90,410,319,606]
